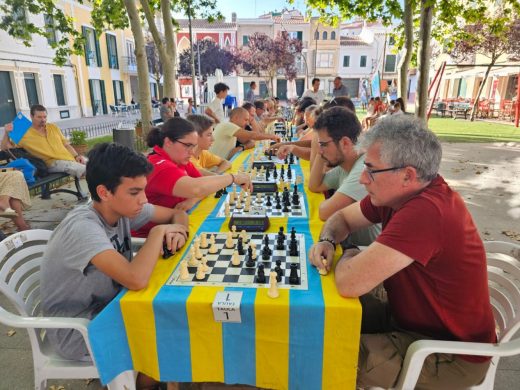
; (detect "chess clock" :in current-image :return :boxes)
[252,161,275,170]
[229,212,270,232]
[251,181,278,193]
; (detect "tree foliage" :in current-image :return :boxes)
[239,32,303,95]
[178,39,239,77]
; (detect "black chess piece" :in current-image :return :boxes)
[262,236,272,259]
[280,166,285,179]
[222,186,228,194]
[289,153,295,165]
[282,202,290,213]
[265,167,270,181]
[284,155,288,164]
[290,227,296,240]
[276,236,285,250]
[214,189,223,198]
[275,196,282,210]
[287,167,292,179]
[275,260,283,282]
[162,241,173,259]
[278,226,285,241]
[289,263,300,285]
[268,151,272,161]
[289,240,299,256]
[246,247,255,267]
[273,167,278,179]
[292,192,300,206]
[237,237,245,255]
[256,264,266,283]
[266,195,272,207]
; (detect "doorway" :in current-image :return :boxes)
[0,71,16,126]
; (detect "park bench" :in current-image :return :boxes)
[447,103,471,119]
[29,172,87,200]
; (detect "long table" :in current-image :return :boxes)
[88,150,361,389]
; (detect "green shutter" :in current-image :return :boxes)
[120,81,125,103]
[242,35,249,45]
[106,34,119,69]
[297,31,302,41]
[82,26,90,66]
[88,79,95,114]
[94,31,102,67]
[100,80,107,114]
[112,80,118,103]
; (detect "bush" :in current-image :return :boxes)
[70,130,87,145]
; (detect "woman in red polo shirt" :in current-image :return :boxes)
[133,117,252,237]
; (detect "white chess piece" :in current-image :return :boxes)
[200,233,208,249]
[209,242,218,254]
[225,202,230,217]
[256,192,262,203]
[267,271,279,298]
[188,247,198,266]
[229,191,236,205]
[225,232,234,248]
[195,262,206,280]
[235,198,242,209]
[231,225,238,238]
[231,250,240,266]
[240,230,248,244]
[179,260,190,281]
[201,255,209,272]
[318,257,329,276]
[251,242,257,260]
[209,234,216,245]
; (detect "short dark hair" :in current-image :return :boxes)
[214,83,229,94]
[254,100,265,110]
[147,117,196,148]
[30,104,46,116]
[242,102,254,110]
[312,78,320,85]
[314,106,361,145]
[250,81,256,87]
[334,76,342,82]
[187,114,214,135]
[323,96,356,113]
[161,97,169,104]
[396,97,406,113]
[298,97,317,113]
[86,143,153,202]
[170,98,175,103]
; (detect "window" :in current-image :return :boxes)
[314,30,319,40]
[389,36,395,46]
[44,14,57,45]
[242,35,249,46]
[24,73,39,107]
[385,54,397,72]
[113,80,125,104]
[343,55,350,67]
[331,31,336,40]
[53,75,66,106]
[287,31,303,41]
[360,55,367,67]
[322,31,328,40]
[88,79,107,115]
[316,52,334,68]
[82,26,102,67]
[106,34,119,69]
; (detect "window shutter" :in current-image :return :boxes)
[120,81,126,103]
[100,80,107,114]
[94,31,102,67]
[297,31,302,41]
[88,79,95,114]
[112,80,118,103]
[82,26,90,66]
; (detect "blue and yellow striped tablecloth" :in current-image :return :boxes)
[88,151,361,389]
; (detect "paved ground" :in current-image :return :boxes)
[0,141,519,389]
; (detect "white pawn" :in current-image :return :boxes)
[200,233,208,249]
[225,232,234,248]
[201,255,209,272]
[251,242,257,260]
[231,225,238,238]
[256,192,262,203]
[179,260,190,281]
[231,250,240,266]
[209,234,216,245]
[224,202,230,217]
[240,229,248,244]
[318,257,329,276]
[267,271,279,299]
[188,247,198,266]
[208,242,218,254]
[236,198,242,210]
[195,262,206,280]
[229,192,236,205]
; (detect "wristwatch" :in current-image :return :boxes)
[318,237,336,249]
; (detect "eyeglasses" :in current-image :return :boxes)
[364,165,404,181]
[174,139,197,151]
[318,139,335,148]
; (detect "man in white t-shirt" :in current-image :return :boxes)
[302,78,325,105]
[205,82,229,124]
[209,107,281,160]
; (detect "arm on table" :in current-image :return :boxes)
[204,107,220,124]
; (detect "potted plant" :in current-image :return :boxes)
[135,120,143,137]
[70,130,88,156]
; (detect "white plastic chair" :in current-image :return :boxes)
[0,230,138,390]
[394,241,520,390]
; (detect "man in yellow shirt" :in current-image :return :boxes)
[2,105,86,178]
[186,114,231,175]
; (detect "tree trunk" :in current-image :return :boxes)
[161,0,178,99]
[470,57,496,121]
[415,0,435,120]
[187,2,198,107]
[124,0,152,136]
[398,0,413,111]
[140,0,176,99]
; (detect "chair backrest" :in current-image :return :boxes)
[484,241,520,342]
[0,230,52,318]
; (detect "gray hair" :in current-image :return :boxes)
[358,115,442,181]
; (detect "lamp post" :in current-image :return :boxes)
[314,26,319,78]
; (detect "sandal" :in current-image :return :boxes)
[0,207,17,218]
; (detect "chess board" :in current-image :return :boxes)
[254,155,286,165]
[166,232,308,290]
[216,192,307,218]
[252,168,298,183]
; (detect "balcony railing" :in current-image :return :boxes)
[121,56,137,74]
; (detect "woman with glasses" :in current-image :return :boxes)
[133,118,252,237]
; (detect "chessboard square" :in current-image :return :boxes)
[211,267,227,274]
[271,256,286,263]
[273,250,286,256]
[206,260,217,267]
[207,274,225,283]
[219,254,233,261]
[240,267,256,276]
[250,234,264,241]
[206,255,219,261]
[220,248,234,255]
[187,266,198,273]
[214,260,230,267]
[237,275,256,284]
[288,257,300,263]
[223,274,240,283]
[226,267,243,275]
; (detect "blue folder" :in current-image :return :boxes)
[10,112,32,144]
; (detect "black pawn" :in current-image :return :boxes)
[284,155,288,164]
[275,260,283,282]
[265,168,270,181]
[246,248,255,267]
[162,241,173,259]
[266,195,272,207]
[290,227,296,241]
[237,237,245,255]
[273,168,278,179]
[278,226,285,241]
[289,263,300,285]
[214,189,223,198]
[283,202,290,213]
[289,240,298,256]
[289,154,295,165]
[275,196,282,210]
[292,192,300,206]
[256,264,266,283]
[262,236,272,259]
[287,167,292,179]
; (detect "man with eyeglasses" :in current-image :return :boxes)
[209,107,281,160]
[308,106,380,246]
[309,115,495,389]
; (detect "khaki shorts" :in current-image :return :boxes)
[357,290,491,389]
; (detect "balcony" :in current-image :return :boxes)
[121,56,137,74]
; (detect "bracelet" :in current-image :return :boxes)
[229,173,235,186]
[318,237,336,249]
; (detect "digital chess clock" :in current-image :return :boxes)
[252,161,275,170]
[228,212,270,232]
[251,181,278,193]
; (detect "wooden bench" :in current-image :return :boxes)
[29,172,88,200]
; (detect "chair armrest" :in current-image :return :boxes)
[395,338,520,390]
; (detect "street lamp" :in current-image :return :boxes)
[314,26,319,78]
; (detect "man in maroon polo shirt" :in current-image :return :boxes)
[309,115,495,389]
